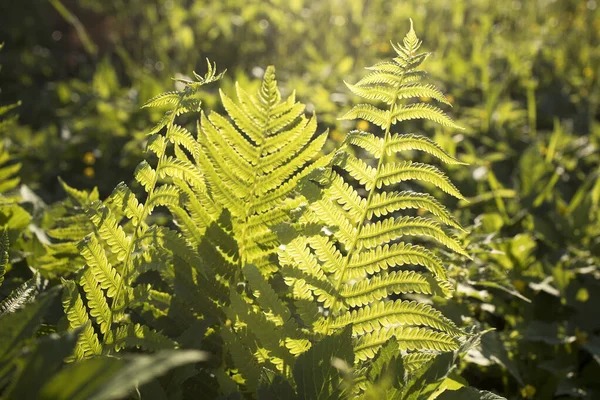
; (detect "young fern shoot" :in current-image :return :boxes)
[279,20,469,363]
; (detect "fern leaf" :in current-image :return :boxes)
[197,66,328,275]
[347,241,447,277]
[376,161,465,200]
[358,216,468,256]
[166,124,201,163]
[402,352,436,373]
[305,200,357,246]
[392,103,463,130]
[242,264,291,325]
[142,91,181,109]
[333,152,376,190]
[79,268,112,335]
[355,326,458,361]
[345,81,397,104]
[112,323,176,351]
[134,161,157,193]
[204,112,257,164]
[106,182,144,226]
[340,104,390,128]
[396,83,451,105]
[368,191,463,230]
[346,130,385,158]
[386,133,465,165]
[0,275,41,315]
[328,300,463,336]
[87,205,131,262]
[78,235,124,298]
[158,156,206,193]
[221,326,262,392]
[61,279,102,359]
[278,21,469,368]
[340,271,433,307]
[326,172,367,223]
[355,71,410,87]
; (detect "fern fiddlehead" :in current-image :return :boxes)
[279,20,469,363]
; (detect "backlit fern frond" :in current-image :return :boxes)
[278,20,468,367]
[61,61,227,360]
[198,66,329,275]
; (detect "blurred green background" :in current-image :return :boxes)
[1,0,600,398]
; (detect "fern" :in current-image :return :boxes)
[278,20,468,368]
[60,61,226,359]
[198,66,329,275]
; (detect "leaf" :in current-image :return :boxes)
[40,350,208,400]
[5,330,80,399]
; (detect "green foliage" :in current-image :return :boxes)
[2,0,600,398]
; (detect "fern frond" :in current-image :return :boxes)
[326,172,367,223]
[0,275,41,315]
[166,124,201,163]
[344,82,397,104]
[375,161,465,200]
[134,161,157,192]
[368,191,462,230]
[79,268,112,335]
[346,130,385,158]
[396,83,451,105]
[340,271,432,307]
[87,205,131,262]
[78,235,124,298]
[386,133,465,164]
[333,152,376,190]
[355,326,458,361]
[328,300,463,336]
[340,104,389,128]
[278,21,468,368]
[106,182,144,226]
[158,156,206,192]
[392,103,463,129]
[402,352,436,373]
[358,216,468,256]
[0,145,21,194]
[347,243,450,292]
[198,66,328,275]
[142,91,181,109]
[61,279,102,359]
[304,199,357,245]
